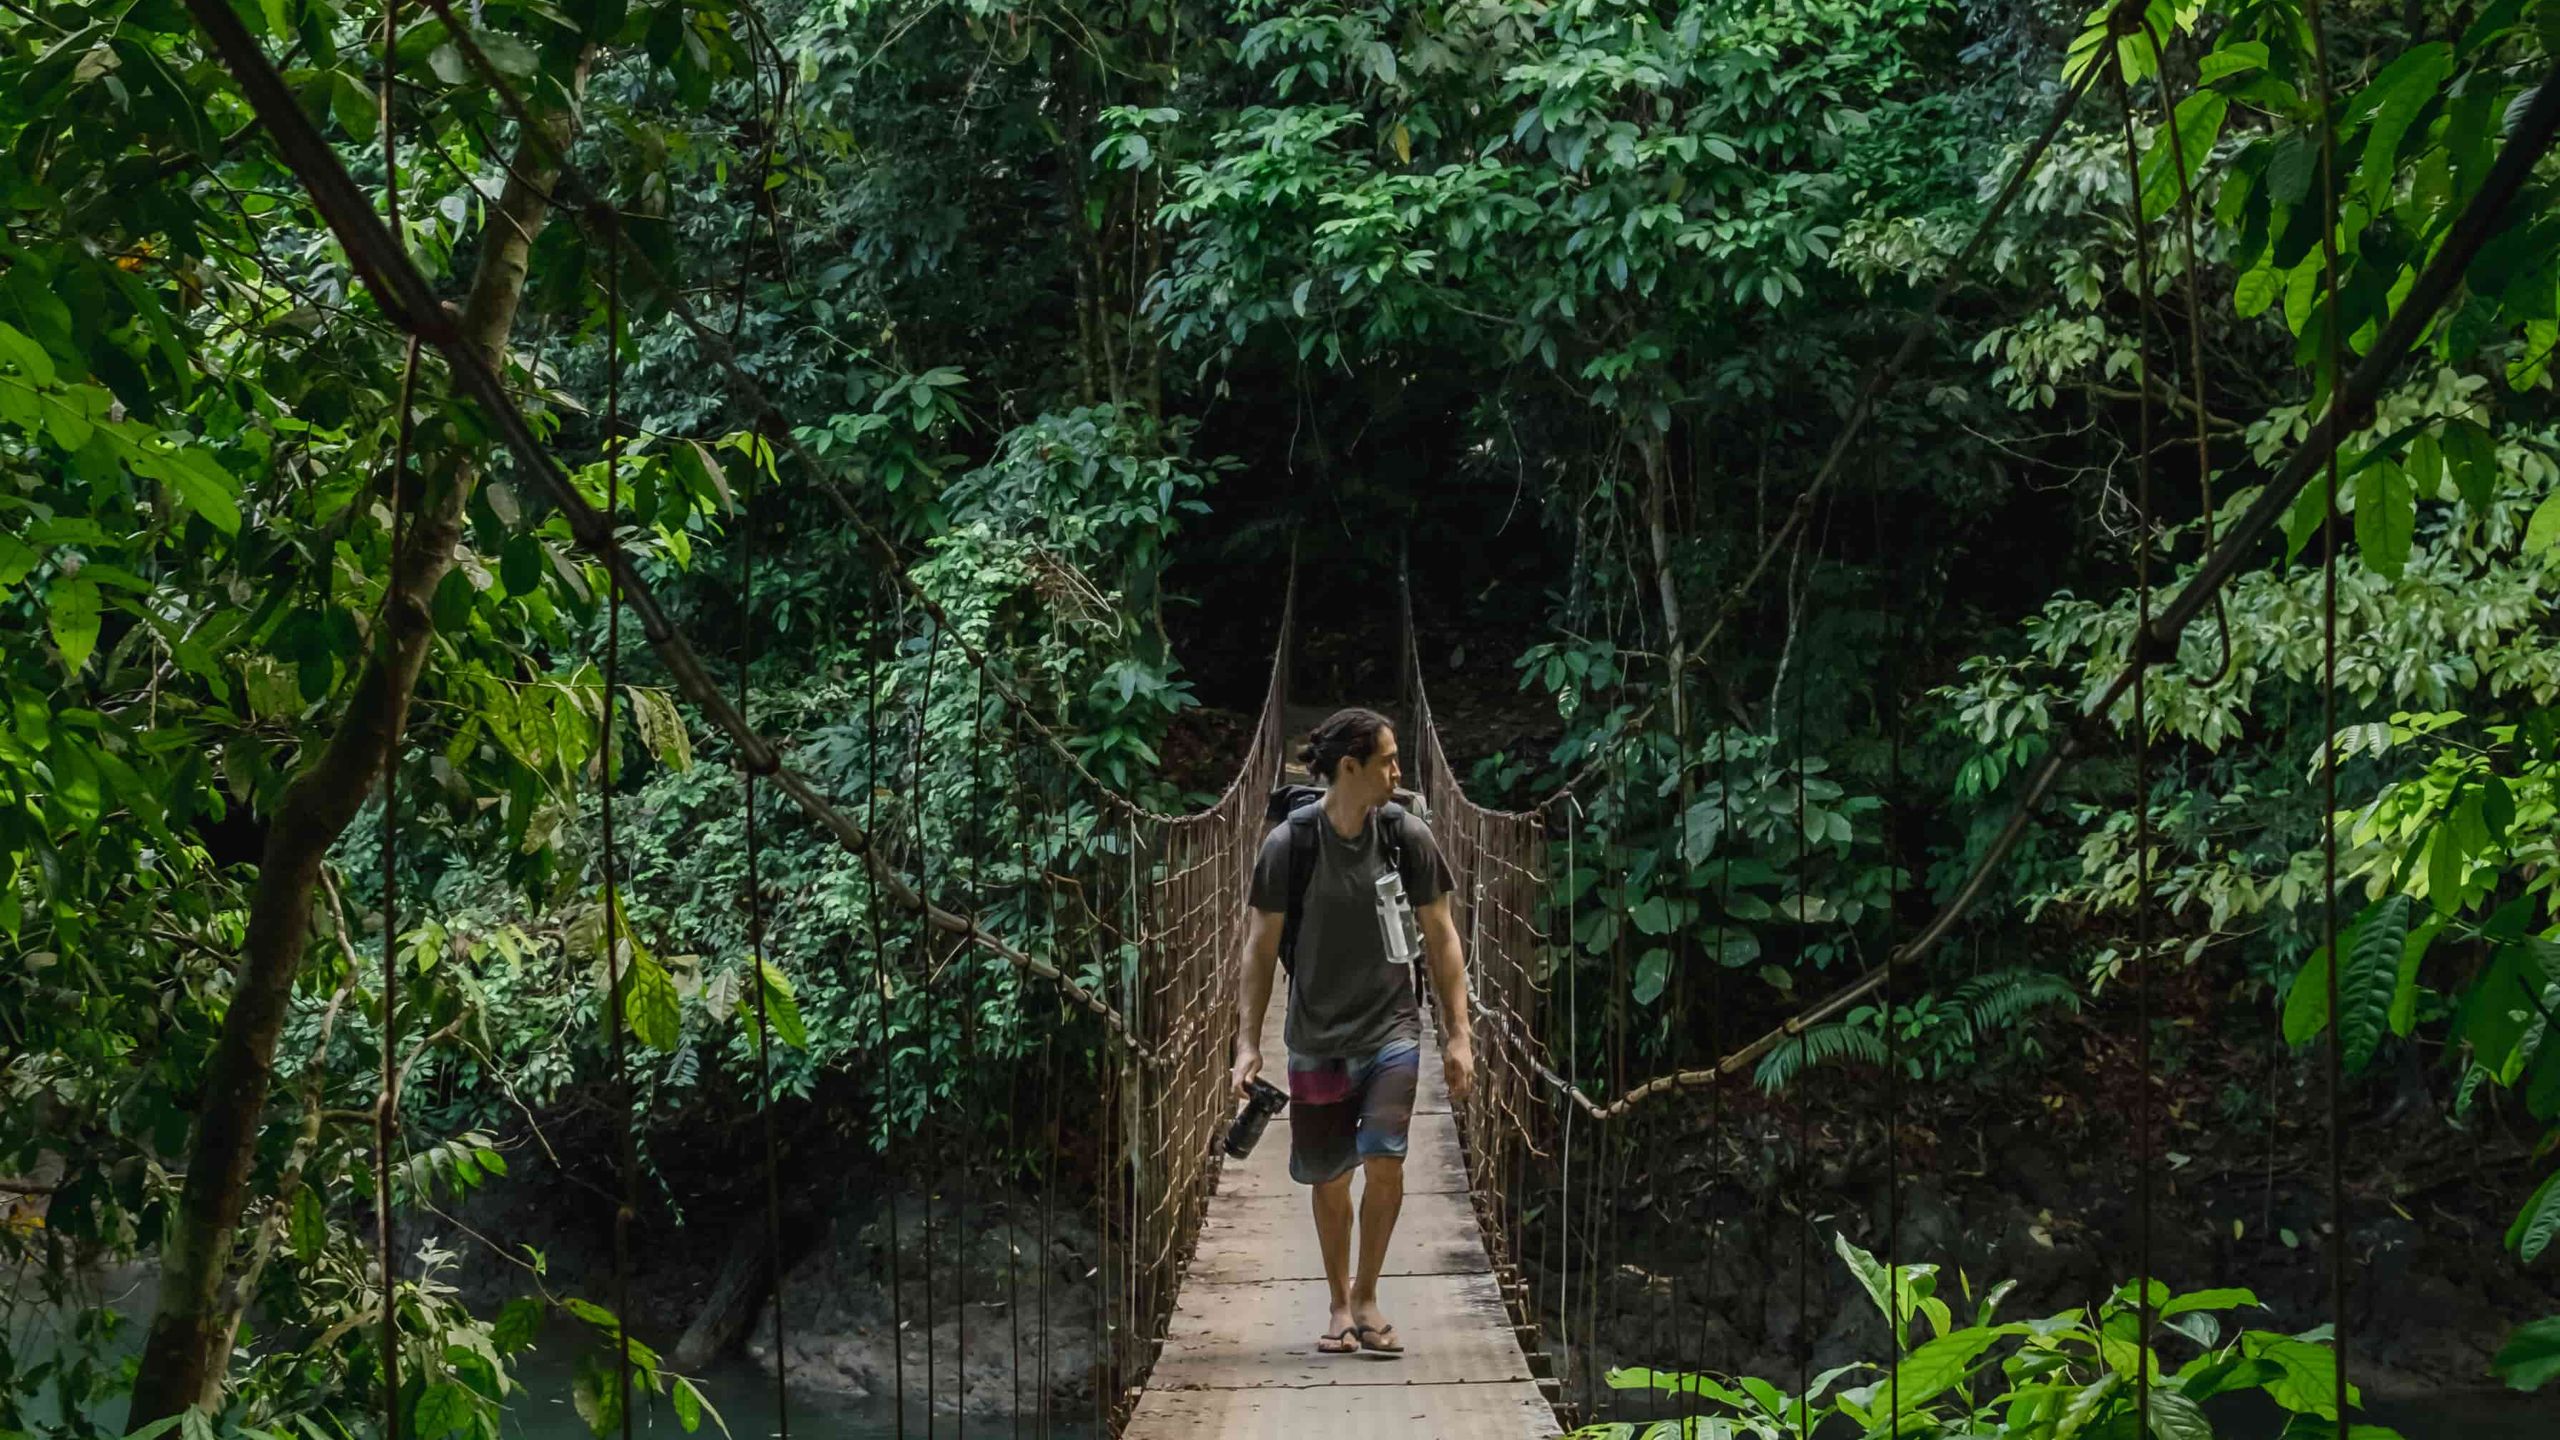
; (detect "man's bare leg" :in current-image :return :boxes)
[1349,1155,1404,1348]
[1313,1170,1357,1344]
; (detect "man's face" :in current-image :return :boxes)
[1341,726,1400,805]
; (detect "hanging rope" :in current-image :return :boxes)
[598,212,638,1440]
[861,601,908,1440]
[2142,15,2234,688]
[735,319,790,1436]
[2113,54,2161,1428]
[911,622,943,1440]
[371,0,418,1427]
[2304,0,2353,1423]
[1790,594,1812,1440]
[1875,483,1903,1437]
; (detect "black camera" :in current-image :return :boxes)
[1222,1077,1289,1159]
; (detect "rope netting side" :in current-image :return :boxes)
[1093,564,1295,1423]
[1401,597,1563,1412]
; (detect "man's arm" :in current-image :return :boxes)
[1418,896,1475,1101]
[1231,905,1283,1100]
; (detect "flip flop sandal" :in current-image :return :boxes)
[1314,1326,1359,1354]
[1355,1323,1403,1356]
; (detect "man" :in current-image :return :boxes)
[1230,706,1476,1357]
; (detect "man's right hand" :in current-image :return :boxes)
[1230,1044,1263,1102]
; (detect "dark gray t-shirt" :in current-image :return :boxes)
[1250,806,1456,1060]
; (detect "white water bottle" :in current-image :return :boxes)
[1374,865,1420,966]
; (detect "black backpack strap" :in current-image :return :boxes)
[1279,806,1320,975]
[1377,802,1413,890]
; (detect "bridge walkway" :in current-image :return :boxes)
[1121,982,1556,1439]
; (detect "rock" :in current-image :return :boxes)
[755,1185,1099,1418]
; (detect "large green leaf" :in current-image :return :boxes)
[411,1382,475,1439]
[2506,1168,2560,1265]
[2354,460,2415,579]
[2284,942,2331,1047]
[745,958,809,1049]
[48,575,99,673]
[2492,1315,2560,1390]
[2340,895,2409,1074]
[2147,1387,2213,1440]
[2160,1286,2261,1317]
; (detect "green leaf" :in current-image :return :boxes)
[160,447,243,536]
[502,534,546,596]
[2491,1315,2560,1390]
[48,576,100,674]
[621,948,681,1052]
[412,1382,474,1439]
[2234,267,2280,318]
[2526,490,2560,552]
[290,1184,326,1265]
[2160,1287,2262,1317]
[2147,1387,2213,1440]
[672,1376,704,1433]
[2354,460,2415,578]
[746,959,809,1049]
[492,1296,545,1353]
[2438,421,2497,512]
[1631,947,1669,1006]
[0,320,57,385]
[2340,895,2409,1074]
[2351,43,2449,208]
[2388,916,2445,1036]
[2285,471,2331,563]
[2507,1168,2560,1265]
[2284,942,2331,1047]
[0,534,34,589]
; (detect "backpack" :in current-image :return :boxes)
[1265,783,1431,976]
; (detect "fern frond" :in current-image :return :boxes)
[1954,967,2082,1037]
[1754,1022,1888,1093]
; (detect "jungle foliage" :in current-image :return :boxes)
[5,0,2560,1433]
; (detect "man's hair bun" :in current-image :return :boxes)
[1300,708,1392,782]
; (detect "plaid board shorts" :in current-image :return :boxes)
[1286,1036,1422,1185]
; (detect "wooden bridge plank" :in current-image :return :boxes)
[1142,1272,1534,1390]
[1122,1379,1559,1439]
[1187,1190,1486,1283]
[1128,978,1553,1439]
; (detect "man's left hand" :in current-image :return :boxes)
[1443,1033,1476,1103]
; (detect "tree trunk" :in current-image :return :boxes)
[127,71,588,1422]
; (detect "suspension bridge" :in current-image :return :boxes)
[122,0,2560,1434]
